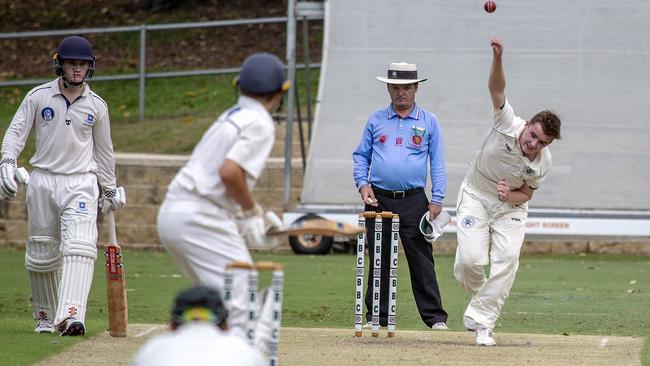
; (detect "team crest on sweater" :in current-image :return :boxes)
[41,107,55,121]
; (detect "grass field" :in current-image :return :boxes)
[0,248,648,365]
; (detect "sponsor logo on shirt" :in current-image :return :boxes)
[41,107,55,121]
[505,143,512,152]
[395,136,403,146]
[379,134,387,145]
[83,113,96,126]
[78,200,88,212]
[522,166,536,176]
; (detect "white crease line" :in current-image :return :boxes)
[511,311,609,317]
[134,326,161,338]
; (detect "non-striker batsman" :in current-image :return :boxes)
[1,35,126,336]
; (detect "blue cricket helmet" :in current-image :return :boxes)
[53,36,96,84]
[237,52,291,94]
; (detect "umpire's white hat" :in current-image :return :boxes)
[377,62,428,84]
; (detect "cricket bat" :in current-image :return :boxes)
[267,218,364,237]
[105,210,128,337]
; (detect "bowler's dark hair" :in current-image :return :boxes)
[530,110,561,140]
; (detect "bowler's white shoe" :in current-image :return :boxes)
[34,319,55,334]
[463,316,477,331]
[476,326,496,346]
[431,322,449,330]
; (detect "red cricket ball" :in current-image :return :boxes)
[484,1,497,13]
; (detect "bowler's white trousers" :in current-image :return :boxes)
[156,193,252,340]
[454,182,527,329]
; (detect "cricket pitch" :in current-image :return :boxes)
[34,324,644,366]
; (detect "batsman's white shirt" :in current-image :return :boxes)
[1,79,117,190]
[157,95,275,340]
[131,322,264,366]
[167,95,275,212]
[454,99,553,329]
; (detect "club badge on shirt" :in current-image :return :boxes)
[379,134,388,145]
[41,107,55,121]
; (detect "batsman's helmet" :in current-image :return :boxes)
[53,36,96,83]
[237,52,291,94]
[170,286,228,329]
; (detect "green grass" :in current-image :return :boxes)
[0,248,648,365]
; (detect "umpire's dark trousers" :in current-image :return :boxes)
[364,188,448,327]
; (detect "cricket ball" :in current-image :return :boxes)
[484,1,497,13]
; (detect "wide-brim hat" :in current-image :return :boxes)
[377,62,427,84]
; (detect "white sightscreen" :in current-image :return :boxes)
[300,0,650,211]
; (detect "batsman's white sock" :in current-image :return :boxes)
[55,255,95,325]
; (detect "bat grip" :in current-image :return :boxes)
[108,210,117,245]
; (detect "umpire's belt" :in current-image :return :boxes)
[373,187,424,199]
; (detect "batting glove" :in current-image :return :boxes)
[0,158,18,198]
[100,186,127,213]
[236,203,278,249]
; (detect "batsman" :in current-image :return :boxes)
[1,36,126,336]
[156,52,290,351]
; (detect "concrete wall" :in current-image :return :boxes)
[0,153,303,250]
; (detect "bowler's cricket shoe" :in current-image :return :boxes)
[475,326,496,346]
[34,319,55,334]
[463,315,477,331]
[58,317,86,336]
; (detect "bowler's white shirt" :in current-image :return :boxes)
[1,79,116,189]
[166,95,275,212]
[131,322,264,366]
[466,99,551,197]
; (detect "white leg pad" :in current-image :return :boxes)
[55,217,98,326]
[25,236,61,321]
[55,253,95,325]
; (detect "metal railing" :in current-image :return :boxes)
[0,15,321,122]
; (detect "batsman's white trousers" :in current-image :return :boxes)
[157,194,252,340]
[454,182,527,329]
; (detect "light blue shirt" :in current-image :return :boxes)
[352,103,446,204]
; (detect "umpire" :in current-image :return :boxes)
[352,62,448,330]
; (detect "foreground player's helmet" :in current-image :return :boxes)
[171,286,229,329]
[237,52,291,94]
[53,36,96,86]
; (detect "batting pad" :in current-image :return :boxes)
[25,236,61,321]
[254,287,274,356]
[55,255,95,325]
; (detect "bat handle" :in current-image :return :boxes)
[107,210,117,245]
